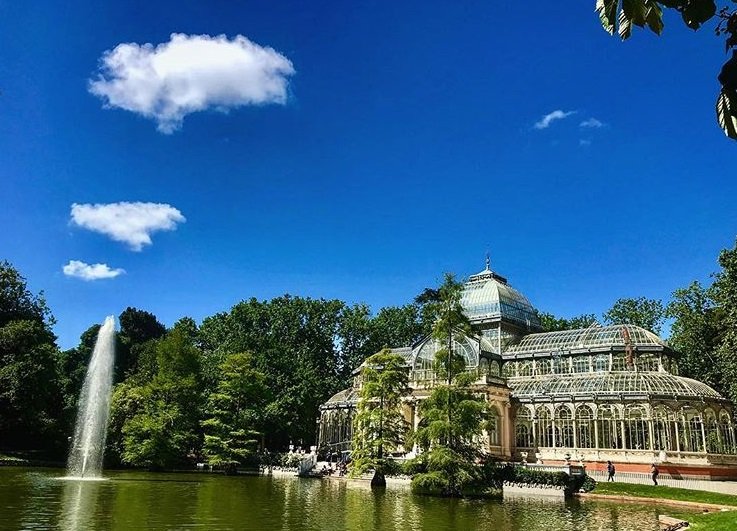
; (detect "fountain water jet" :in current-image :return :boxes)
[66,316,116,478]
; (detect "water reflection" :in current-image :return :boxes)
[0,468,677,531]
[59,479,102,531]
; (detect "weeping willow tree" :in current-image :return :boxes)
[410,274,491,497]
[350,349,410,487]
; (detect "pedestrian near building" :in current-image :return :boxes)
[651,464,659,486]
[606,461,615,482]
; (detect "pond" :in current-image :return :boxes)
[0,468,673,530]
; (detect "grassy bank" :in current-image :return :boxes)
[590,482,737,529]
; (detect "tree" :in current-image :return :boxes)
[118,329,201,470]
[603,296,666,333]
[537,311,599,332]
[201,352,270,473]
[410,274,489,497]
[116,307,167,382]
[0,261,65,455]
[712,239,737,404]
[595,0,737,139]
[351,349,410,487]
[667,281,723,390]
[58,324,102,428]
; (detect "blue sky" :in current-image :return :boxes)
[1,1,735,349]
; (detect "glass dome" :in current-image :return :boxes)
[462,265,541,328]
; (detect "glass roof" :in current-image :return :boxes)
[323,388,359,407]
[462,266,541,328]
[508,372,725,401]
[505,324,667,355]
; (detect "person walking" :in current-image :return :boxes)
[651,463,659,486]
[606,460,615,482]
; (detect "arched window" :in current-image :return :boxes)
[572,356,590,374]
[515,407,532,448]
[624,405,649,450]
[488,407,500,446]
[555,406,574,448]
[594,354,609,372]
[503,362,515,378]
[537,407,554,447]
[518,361,533,377]
[719,410,736,454]
[597,405,619,449]
[536,359,551,376]
[489,360,500,377]
[576,405,594,448]
[704,408,720,453]
[680,407,703,453]
[653,406,676,452]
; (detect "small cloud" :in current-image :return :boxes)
[534,110,576,130]
[579,139,592,147]
[580,117,605,128]
[70,202,186,251]
[63,260,125,281]
[89,33,295,133]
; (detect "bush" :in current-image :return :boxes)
[411,471,450,496]
[402,455,428,476]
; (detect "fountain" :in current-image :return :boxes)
[66,316,116,479]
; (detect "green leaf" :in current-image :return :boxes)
[596,0,619,35]
[716,89,737,139]
[681,0,717,30]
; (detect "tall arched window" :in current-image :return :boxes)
[515,407,532,448]
[680,407,703,453]
[704,408,720,453]
[653,406,676,452]
[488,407,500,446]
[719,410,736,454]
[624,405,649,450]
[537,407,554,447]
[556,406,574,448]
[576,405,594,448]
[597,405,619,449]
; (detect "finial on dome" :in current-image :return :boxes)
[485,252,491,271]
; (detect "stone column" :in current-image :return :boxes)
[648,418,655,451]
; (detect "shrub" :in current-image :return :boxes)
[411,471,450,496]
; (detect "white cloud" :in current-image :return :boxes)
[63,260,125,281]
[579,139,592,147]
[580,117,604,128]
[533,110,576,130]
[89,33,295,133]
[70,202,186,251]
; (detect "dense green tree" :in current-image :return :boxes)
[116,307,167,382]
[537,311,599,332]
[410,274,489,497]
[712,240,737,404]
[201,352,270,473]
[351,349,410,487]
[0,261,65,455]
[603,296,666,333]
[367,304,426,353]
[594,0,737,139]
[667,281,723,390]
[117,329,202,470]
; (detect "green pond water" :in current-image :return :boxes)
[0,467,673,530]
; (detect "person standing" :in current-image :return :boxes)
[606,460,615,482]
[651,463,659,486]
